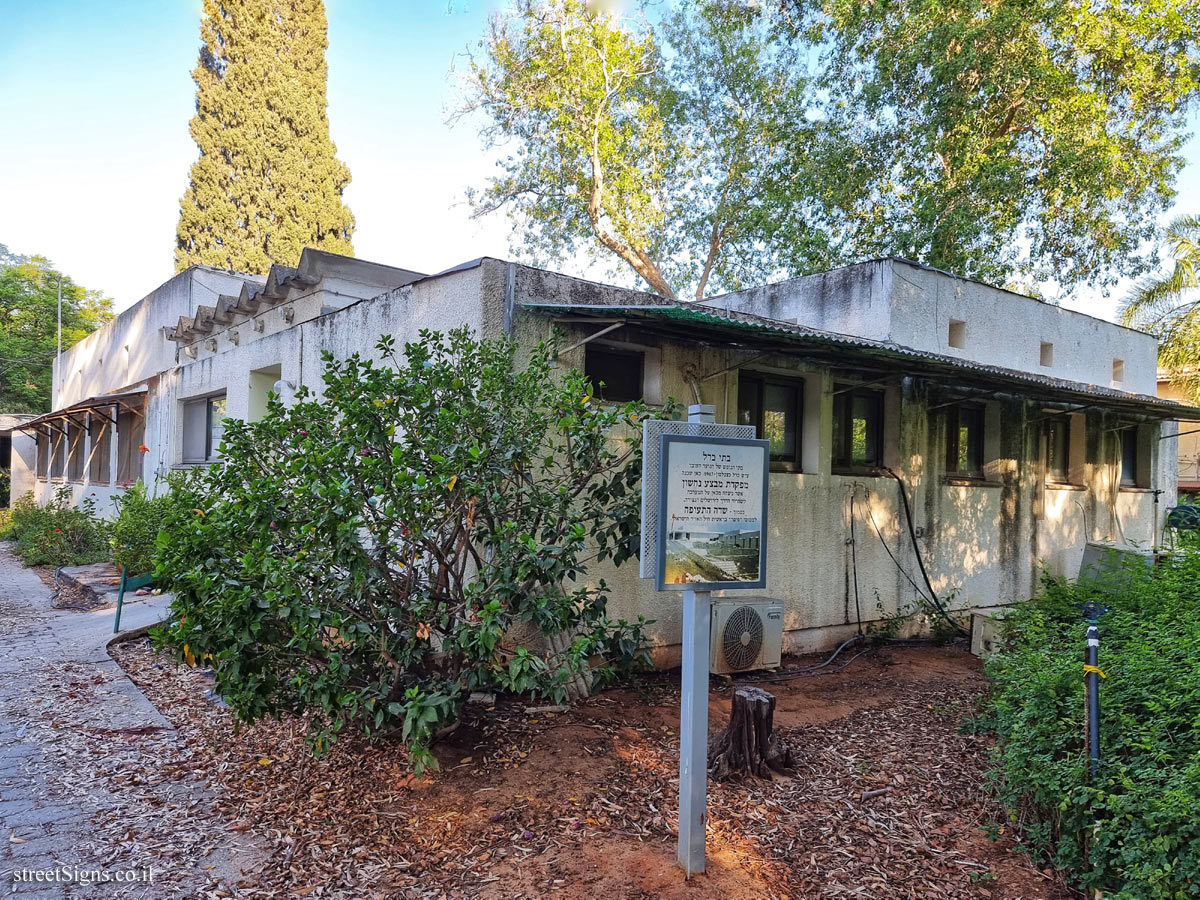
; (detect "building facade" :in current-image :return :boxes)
[13,253,1198,663]
[1157,371,1200,494]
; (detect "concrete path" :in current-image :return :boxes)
[0,544,255,897]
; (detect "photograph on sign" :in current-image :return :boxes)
[656,434,769,591]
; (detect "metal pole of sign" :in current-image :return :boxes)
[677,403,714,877]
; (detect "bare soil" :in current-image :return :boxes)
[110,639,1076,900]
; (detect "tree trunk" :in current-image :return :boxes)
[707,686,793,781]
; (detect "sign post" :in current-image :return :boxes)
[641,403,768,878]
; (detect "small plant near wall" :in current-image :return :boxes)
[111,481,174,576]
[154,328,668,772]
[0,489,111,568]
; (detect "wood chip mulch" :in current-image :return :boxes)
[102,640,1079,899]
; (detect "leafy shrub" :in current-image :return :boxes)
[154,329,665,771]
[987,552,1200,899]
[110,481,174,575]
[0,488,111,567]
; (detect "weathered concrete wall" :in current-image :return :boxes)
[53,267,260,407]
[704,259,1160,397]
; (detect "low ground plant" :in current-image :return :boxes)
[153,329,665,771]
[987,552,1200,898]
[0,488,111,568]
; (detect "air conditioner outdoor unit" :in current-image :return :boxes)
[710,599,784,675]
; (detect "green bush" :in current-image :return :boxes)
[0,488,111,568]
[987,553,1200,899]
[153,329,664,771]
[111,481,174,575]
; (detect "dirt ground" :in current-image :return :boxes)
[110,639,1077,900]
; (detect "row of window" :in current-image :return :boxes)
[946,322,1126,384]
[34,408,144,484]
[585,345,1148,483]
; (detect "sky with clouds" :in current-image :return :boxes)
[1,0,1197,321]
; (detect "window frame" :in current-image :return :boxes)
[737,372,804,472]
[181,394,227,465]
[1120,426,1139,487]
[832,386,885,472]
[88,410,112,485]
[945,404,985,479]
[35,430,49,480]
[1044,417,1071,484]
[584,344,644,404]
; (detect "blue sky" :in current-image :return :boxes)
[1,0,1197,320]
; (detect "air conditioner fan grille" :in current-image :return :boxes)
[722,605,764,670]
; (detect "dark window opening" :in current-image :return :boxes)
[833,387,884,471]
[1120,427,1138,486]
[49,429,66,480]
[35,432,49,479]
[946,405,985,478]
[1045,417,1071,484]
[67,421,85,481]
[89,412,112,484]
[737,374,803,470]
[585,345,643,403]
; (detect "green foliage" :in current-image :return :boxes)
[1120,215,1200,402]
[462,1,812,299]
[776,0,1200,295]
[110,481,174,576]
[0,245,113,412]
[0,489,111,568]
[465,0,1200,298]
[175,0,354,274]
[986,555,1200,898]
[153,328,664,771]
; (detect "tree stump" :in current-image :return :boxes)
[707,686,793,781]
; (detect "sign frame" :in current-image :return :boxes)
[655,433,769,592]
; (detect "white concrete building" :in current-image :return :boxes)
[13,252,1199,663]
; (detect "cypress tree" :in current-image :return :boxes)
[175,0,355,274]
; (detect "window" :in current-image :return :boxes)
[67,421,85,481]
[35,431,49,479]
[116,408,145,484]
[737,374,803,469]
[833,387,884,471]
[182,394,226,464]
[1120,427,1138,486]
[1112,359,1125,383]
[1040,342,1054,367]
[584,345,643,403]
[946,405,985,477]
[1045,417,1071,483]
[49,429,66,480]
[88,412,111,484]
[948,320,966,349]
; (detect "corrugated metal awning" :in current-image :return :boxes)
[521,302,1200,421]
[16,388,148,433]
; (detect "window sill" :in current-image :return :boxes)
[1046,482,1087,491]
[1118,485,1155,493]
[832,467,887,478]
[941,476,1003,488]
[769,463,803,474]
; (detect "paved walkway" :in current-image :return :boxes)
[0,545,254,897]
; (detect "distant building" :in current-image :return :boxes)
[1158,370,1200,494]
[13,253,1200,663]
